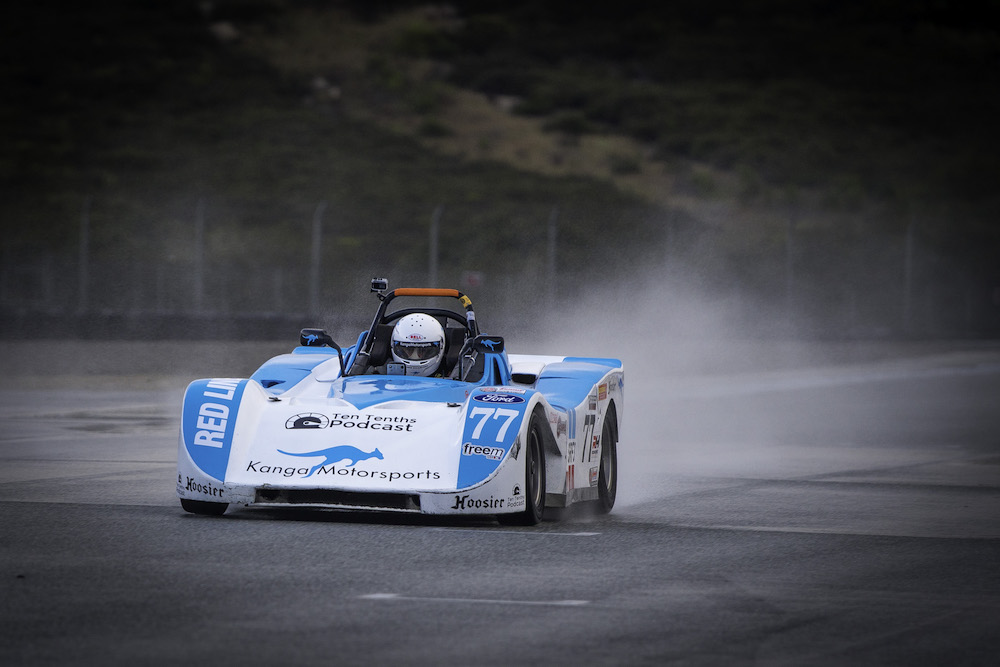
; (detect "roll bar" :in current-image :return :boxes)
[346,283,480,375]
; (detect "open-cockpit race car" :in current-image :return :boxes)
[177,279,623,524]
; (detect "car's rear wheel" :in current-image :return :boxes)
[180,498,229,516]
[595,410,617,513]
[499,414,546,526]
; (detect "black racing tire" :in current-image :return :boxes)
[180,498,229,516]
[595,410,618,514]
[499,413,546,526]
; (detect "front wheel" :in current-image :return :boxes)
[595,412,617,513]
[181,498,229,516]
[499,414,546,526]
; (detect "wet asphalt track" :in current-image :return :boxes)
[1,341,999,666]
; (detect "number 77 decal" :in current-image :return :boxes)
[469,407,521,442]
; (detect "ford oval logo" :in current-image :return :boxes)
[473,393,525,404]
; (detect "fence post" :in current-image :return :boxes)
[77,196,91,314]
[194,198,205,312]
[310,201,327,316]
[547,206,558,303]
[429,204,442,287]
[785,215,794,319]
[902,220,914,335]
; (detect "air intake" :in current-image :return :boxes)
[254,487,420,512]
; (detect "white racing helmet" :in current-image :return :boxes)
[390,313,445,376]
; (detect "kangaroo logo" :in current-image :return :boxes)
[304,333,320,345]
[481,338,499,351]
[278,445,384,477]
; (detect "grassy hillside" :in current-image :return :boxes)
[1,3,660,272]
[1,1,998,334]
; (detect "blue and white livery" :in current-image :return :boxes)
[177,281,623,524]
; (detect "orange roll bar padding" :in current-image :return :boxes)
[393,288,461,297]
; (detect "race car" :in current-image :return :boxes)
[177,279,623,524]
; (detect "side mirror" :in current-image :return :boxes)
[456,335,504,382]
[300,328,339,349]
[300,328,345,371]
[473,335,504,354]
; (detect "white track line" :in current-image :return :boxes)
[359,593,589,607]
[430,528,600,536]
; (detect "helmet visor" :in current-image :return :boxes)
[392,340,441,362]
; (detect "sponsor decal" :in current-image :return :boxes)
[246,462,311,478]
[590,466,600,486]
[582,415,597,461]
[507,483,526,509]
[590,435,600,460]
[588,393,597,410]
[458,398,528,489]
[193,402,231,447]
[284,412,417,431]
[566,464,575,491]
[183,378,248,481]
[285,412,329,429]
[178,474,225,498]
[327,412,416,431]
[473,393,525,404]
[278,445,383,477]
[257,446,442,482]
[249,459,440,482]
[599,383,608,401]
[462,442,505,461]
[567,441,576,462]
[190,379,243,447]
[481,386,527,394]
[480,338,502,352]
[451,494,505,510]
[467,407,520,442]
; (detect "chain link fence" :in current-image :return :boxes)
[2,198,998,341]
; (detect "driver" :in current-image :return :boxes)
[390,313,446,376]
